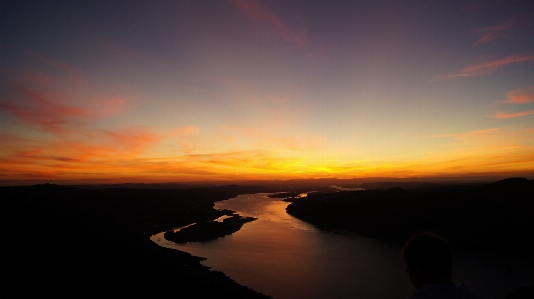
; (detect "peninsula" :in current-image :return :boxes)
[286,178,534,254]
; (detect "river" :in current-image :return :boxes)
[151,193,533,299]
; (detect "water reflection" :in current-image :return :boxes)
[151,193,412,299]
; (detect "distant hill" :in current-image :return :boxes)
[71,182,217,189]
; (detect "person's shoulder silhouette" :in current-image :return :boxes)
[402,233,489,299]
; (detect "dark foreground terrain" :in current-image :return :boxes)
[2,179,533,298]
[286,178,534,255]
[0,184,273,298]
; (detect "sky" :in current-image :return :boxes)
[1,0,533,184]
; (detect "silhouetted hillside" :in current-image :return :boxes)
[0,184,273,298]
[286,178,534,254]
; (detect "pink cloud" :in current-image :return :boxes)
[493,110,534,119]
[472,12,534,44]
[230,0,309,47]
[472,22,513,45]
[27,52,88,86]
[1,53,130,135]
[504,86,534,104]
[436,53,534,79]
[1,84,128,135]
[1,88,96,134]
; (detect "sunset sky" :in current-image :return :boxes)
[1,0,533,184]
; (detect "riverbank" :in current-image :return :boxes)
[0,184,273,298]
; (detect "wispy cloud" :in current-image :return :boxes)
[504,86,534,104]
[1,88,97,134]
[436,53,534,79]
[0,136,301,182]
[428,128,500,140]
[1,84,127,135]
[414,127,534,177]
[28,52,89,87]
[105,129,161,153]
[492,110,534,119]
[417,146,534,177]
[230,0,309,47]
[0,53,131,135]
[0,126,166,171]
[471,12,533,44]
[472,22,513,45]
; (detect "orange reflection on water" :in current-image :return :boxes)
[166,193,412,299]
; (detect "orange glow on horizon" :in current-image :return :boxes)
[2,141,533,185]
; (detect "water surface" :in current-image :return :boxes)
[152,193,412,299]
[151,193,533,299]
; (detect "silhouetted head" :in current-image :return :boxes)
[402,233,453,289]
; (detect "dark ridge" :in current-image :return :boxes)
[355,181,440,190]
[489,177,529,188]
[0,184,273,298]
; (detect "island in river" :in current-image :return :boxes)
[165,214,258,243]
